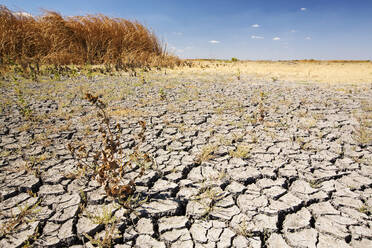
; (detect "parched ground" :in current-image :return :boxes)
[1,67,372,248]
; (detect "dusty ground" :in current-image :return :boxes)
[1,62,372,247]
[187,60,372,84]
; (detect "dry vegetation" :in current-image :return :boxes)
[183,59,372,85]
[0,3,370,85]
[68,93,154,206]
[1,4,372,247]
[0,5,181,76]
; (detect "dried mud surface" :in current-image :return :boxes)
[1,74,372,247]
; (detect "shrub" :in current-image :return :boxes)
[0,5,181,70]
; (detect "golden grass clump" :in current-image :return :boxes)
[0,5,181,70]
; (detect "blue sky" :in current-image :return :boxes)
[2,0,372,60]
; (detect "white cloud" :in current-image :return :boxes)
[291,29,296,33]
[13,11,33,17]
[251,35,264,39]
[251,24,260,28]
[209,40,220,44]
[300,8,307,11]
[273,37,281,41]
[173,32,183,36]
[305,36,311,40]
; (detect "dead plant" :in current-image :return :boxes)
[68,93,154,206]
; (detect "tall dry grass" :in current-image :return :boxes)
[0,5,181,70]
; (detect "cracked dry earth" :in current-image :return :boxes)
[1,74,372,248]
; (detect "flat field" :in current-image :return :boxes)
[0,61,371,247]
[186,60,372,84]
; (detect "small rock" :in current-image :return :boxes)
[285,228,318,248]
[135,235,166,248]
[317,233,351,248]
[136,218,154,235]
[217,228,236,248]
[225,181,245,194]
[160,228,191,242]
[158,216,189,233]
[232,235,249,248]
[138,199,180,218]
[267,233,290,248]
[190,223,208,243]
[315,216,349,239]
[283,208,312,231]
[207,227,223,242]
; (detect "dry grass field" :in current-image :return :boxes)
[0,5,180,73]
[182,60,372,85]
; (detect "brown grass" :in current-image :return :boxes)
[180,60,372,84]
[0,5,181,70]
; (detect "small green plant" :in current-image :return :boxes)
[231,57,239,62]
[358,205,371,216]
[361,100,372,112]
[352,156,371,166]
[159,88,166,100]
[0,200,41,238]
[14,81,33,120]
[192,187,224,219]
[23,160,41,178]
[229,144,252,158]
[0,150,12,158]
[353,101,372,146]
[84,224,118,248]
[271,76,278,82]
[245,115,258,126]
[138,71,146,85]
[118,193,148,210]
[212,170,227,181]
[354,124,372,147]
[309,180,321,189]
[236,219,253,237]
[28,64,39,82]
[262,228,271,243]
[294,136,307,150]
[86,69,94,80]
[87,206,116,225]
[77,190,88,217]
[22,226,40,248]
[83,206,119,248]
[195,143,218,164]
